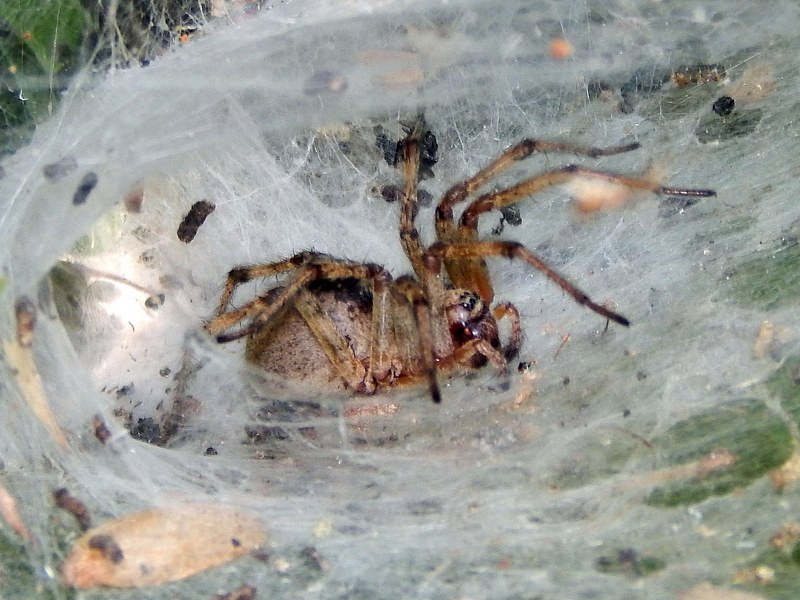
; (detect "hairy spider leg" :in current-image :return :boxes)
[208,263,318,338]
[424,240,631,327]
[392,276,441,403]
[454,165,716,302]
[213,250,321,318]
[435,139,642,237]
[397,120,427,281]
[434,139,642,303]
[208,253,388,340]
[291,287,373,392]
[460,165,717,233]
[492,302,522,360]
[396,120,452,362]
[208,252,408,393]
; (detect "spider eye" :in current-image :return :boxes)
[458,293,477,312]
[445,291,486,334]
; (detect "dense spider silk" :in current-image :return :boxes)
[0,0,798,598]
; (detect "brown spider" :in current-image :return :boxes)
[205,121,715,402]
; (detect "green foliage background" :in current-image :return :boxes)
[0,0,209,155]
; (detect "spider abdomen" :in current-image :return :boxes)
[245,279,376,390]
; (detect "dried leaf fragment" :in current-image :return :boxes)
[770,450,800,492]
[373,67,424,90]
[3,337,68,449]
[214,584,257,600]
[61,504,267,588]
[0,483,33,542]
[678,582,767,600]
[769,522,800,549]
[732,564,776,585]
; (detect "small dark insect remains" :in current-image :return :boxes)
[53,488,92,530]
[144,293,166,309]
[177,200,216,243]
[92,414,113,444]
[72,172,98,205]
[376,124,438,178]
[671,64,726,87]
[42,156,78,182]
[712,95,735,116]
[492,204,523,236]
[207,119,715,402]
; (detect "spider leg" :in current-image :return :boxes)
[394,119,454,365]
[292,288,373,393]
[213,250,320,317]
[207,257,320,337]
[448,164,715,302]
[210,288,293,341]
[452,338,508,375]
[435,139,642,243]
[459,164,716,232]
[492,302,522,360]
[425,240,630,327]
[393,276,442,403]
[434,140,639,303]
[207,253,388,339]
[209,252,403,394]
[396,119,429,280]
[367,269,407,388]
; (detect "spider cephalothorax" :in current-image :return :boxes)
[206,119,714,402]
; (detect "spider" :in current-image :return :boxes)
[205,120,715,402]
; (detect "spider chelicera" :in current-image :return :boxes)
[205,120,715,402]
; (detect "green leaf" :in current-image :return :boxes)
[645,399,792,507]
